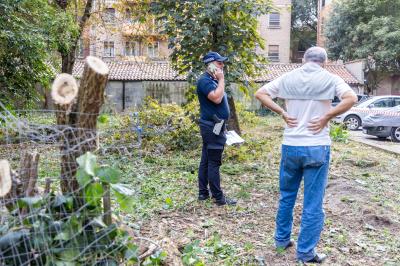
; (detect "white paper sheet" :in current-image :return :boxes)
[226,130,245,145]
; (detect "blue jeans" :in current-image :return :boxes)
[275,145,330,262]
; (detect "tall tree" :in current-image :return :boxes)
[0,0,77,109]
[150,0,273,134]
[290,0,318,61]
[53,0,94,74]
[325,0,400,93]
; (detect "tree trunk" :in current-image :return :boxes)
[54,56,109,194]
[227,95,241,135]
[56,0,94,75]
[61,52,76,74]
[20,152,40,197]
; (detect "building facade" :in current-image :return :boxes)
[258,0,292,63]
[317,0,333,48]
[78,0,292,63]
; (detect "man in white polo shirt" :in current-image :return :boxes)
[255,47,357,264]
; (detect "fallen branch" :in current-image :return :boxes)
[138,243,158,260]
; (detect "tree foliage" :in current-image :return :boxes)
[150,0,272,87]
[52,0,94,74]
[0,0,78,108]
[149,0,273,133]
[290,0,317,58]
[325,0,400,72]
[291,0,318,32]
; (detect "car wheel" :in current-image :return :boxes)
[391,127,400,142]
[344,115,361,130]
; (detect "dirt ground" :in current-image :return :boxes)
[139,119,400,265]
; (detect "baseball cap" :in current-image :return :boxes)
[202,52,228,64]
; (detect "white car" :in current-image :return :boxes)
[333,95,400,130]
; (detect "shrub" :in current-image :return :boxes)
[0,152,139,265]
[330,123,349,143]
[138,98,201,152]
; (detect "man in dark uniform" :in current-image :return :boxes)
[196,51,237,206]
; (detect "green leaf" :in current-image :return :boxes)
[58,247,79,262]
[110,183,135,196]
[54,261,77,266]
[52,194,73,209]
[76,168,92,187]
[54,232,70,241]
[97,114,110,124]
[76,152,97,176]
[17,197,43,208]
[54,215,82,241]
[113,190,134,212]
[96,167,120,184]
[85,183,104,205]
[163,197,173,209]
[89,216,107,228]
[0,229,30,249]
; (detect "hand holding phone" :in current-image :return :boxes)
[207,63,218,75]
[208,63,223,80]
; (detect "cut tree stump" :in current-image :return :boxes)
[52,56,109,194]
[19,152,40,197]
[0,160,12,197]
[0,155,39,210]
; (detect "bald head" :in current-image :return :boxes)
[303,47,328,64]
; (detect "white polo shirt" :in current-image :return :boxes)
[260,74,355,146]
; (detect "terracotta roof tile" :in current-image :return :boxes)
[255,63,361,85]
[72,60,361,85]
[73,61,186,81]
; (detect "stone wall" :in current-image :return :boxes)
[104,80,263,111]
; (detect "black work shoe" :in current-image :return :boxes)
[298,253,327,264]
[215,197,237,206]
[198,190,212,201]
[198,194,210,201]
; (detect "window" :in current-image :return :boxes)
[103,8,116,23]
[125,9,132,23]
[103,41,114,57]
[372,98,393,108]
[268,45,279,62]
[125,41,141,56]
[393,98,400,107]
[269,12,280,28]
[322,0,326,7]
[76,38,84,58]
[147,42,159,58]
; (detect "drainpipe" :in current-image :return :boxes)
[122,81,126,111]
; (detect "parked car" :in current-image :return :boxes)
[362,105,400,142]
[332,95,400,130]
[331,94,370,107]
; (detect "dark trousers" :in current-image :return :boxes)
[198,145,224,200]
[198,122,226,201]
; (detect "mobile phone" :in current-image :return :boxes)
[207,63,218,75]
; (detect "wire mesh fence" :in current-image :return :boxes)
[0,100,174,265]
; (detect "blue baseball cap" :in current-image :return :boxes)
[202,52,228,64]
